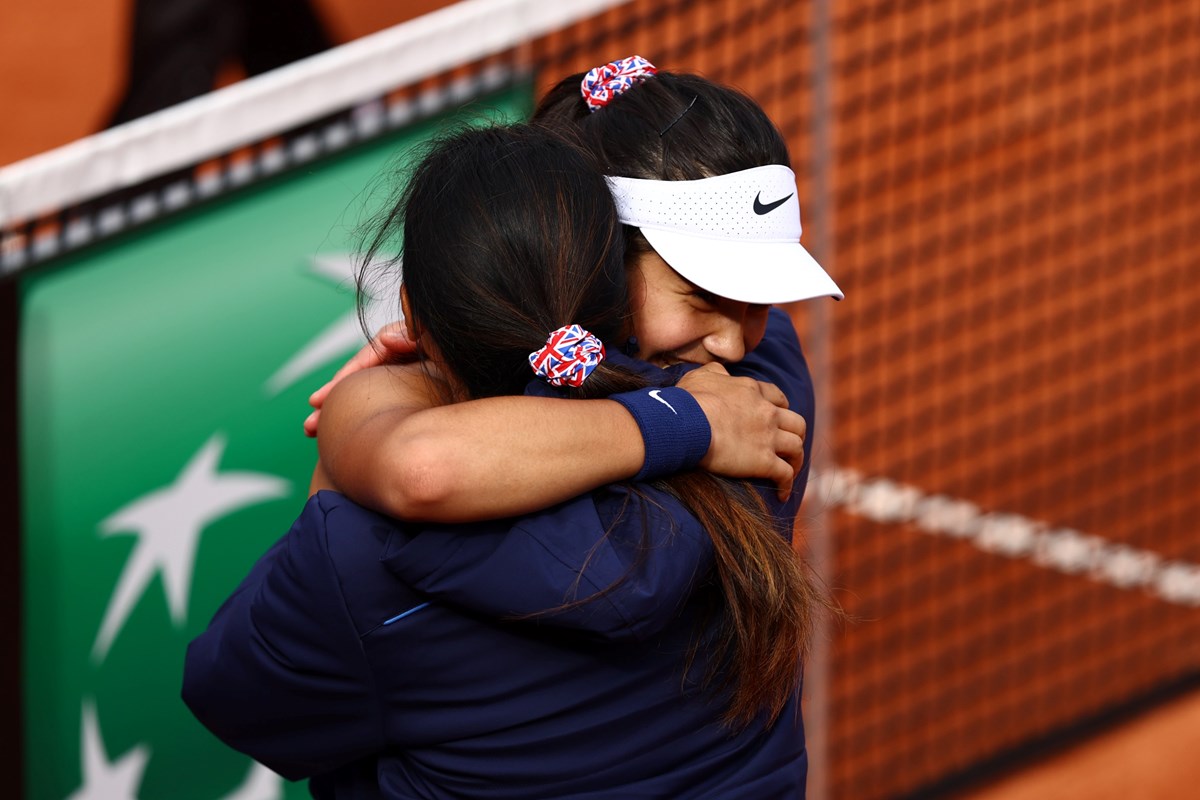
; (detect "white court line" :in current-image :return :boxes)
[810,468,1200,607]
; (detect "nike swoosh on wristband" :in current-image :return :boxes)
[753,191,794,215]
[648,389,677,414]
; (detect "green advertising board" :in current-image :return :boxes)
[19,86,530,800]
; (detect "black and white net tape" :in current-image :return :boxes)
[0,65,515,277]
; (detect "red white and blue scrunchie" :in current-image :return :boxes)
[581,55,658,112]
[528,324,606,388]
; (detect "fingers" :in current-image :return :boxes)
[676,364,808,496]
[308,379,334,409]
[756,380,789,409]
[307,342,374,409]
[375,322,416,355]
[778,407,806,441]
[308,321,415,410]
[781,437,804,497]
[375,319,409,340]
[770,408,806,500]
[769,458,794,502]
[303,410,320,438]
[695,362,730,375]
[773,425,805,500]
[304,320,415,437]
[331,339,388,382]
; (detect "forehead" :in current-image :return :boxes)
[632,250,701,292]
[633,250,766,309]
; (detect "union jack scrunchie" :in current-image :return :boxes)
[528,324,606,388]
[581,55,658,112]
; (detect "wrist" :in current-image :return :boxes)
[611,386,712,481]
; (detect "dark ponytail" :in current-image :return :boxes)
[358,124,630,402]
[358,123,819,728]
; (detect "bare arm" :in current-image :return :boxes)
[316,365,644,522]
[315,362,804,523]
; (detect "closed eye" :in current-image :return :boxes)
[690,289,718,308]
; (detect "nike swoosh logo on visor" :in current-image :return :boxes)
[753,191,794,215]
[648,389,677,414]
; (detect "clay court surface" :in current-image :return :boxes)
[947,686,1200,799]
[4,2,1196,798]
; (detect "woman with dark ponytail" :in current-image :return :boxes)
[186,121,826,797]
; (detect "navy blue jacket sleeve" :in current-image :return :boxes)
[182,493,385,780]
[383,487,712,643]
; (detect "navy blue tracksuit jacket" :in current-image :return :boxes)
[183,309,815,798]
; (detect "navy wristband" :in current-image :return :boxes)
[611,386,712,481]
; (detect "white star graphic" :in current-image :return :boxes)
[220,762,283,800]
[66,700,150,800]
[91,433,290,661]
[264,253,402,396]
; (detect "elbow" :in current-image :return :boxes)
[181,637,234,746]
[375,436,460,520]
[181,639,311,781]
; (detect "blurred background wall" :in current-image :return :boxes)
[0,0,451,166]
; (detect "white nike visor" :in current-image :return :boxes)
[606,165,843,305]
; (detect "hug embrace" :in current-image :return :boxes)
[184,56,843,799]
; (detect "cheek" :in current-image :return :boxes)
[630,292,705,360]
[744,308,770,351]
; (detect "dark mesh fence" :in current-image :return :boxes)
[536,1,1200,797]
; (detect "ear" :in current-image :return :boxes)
[399,284,415,334]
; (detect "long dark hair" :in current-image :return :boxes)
[358,123,818,728]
